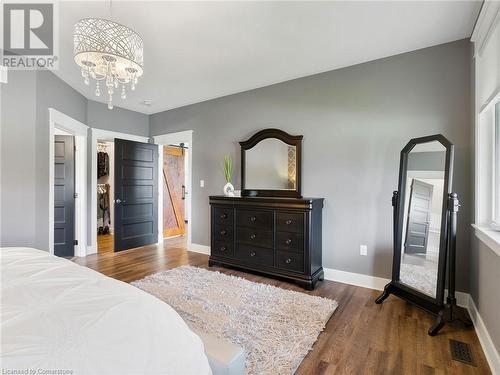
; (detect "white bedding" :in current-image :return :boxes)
[0,247,212,375]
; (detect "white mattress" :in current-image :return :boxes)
[0,247,212,375]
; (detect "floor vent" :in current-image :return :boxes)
[450,339,476,366]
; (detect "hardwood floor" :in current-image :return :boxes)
[73,239,491,375]
[97,233,114,253]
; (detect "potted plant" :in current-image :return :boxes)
[223,155,235,197]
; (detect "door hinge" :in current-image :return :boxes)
[74,240,78,246]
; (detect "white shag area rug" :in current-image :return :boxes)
[132,266,338,374]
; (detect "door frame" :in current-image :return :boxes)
[49,108,88,257]
[89,128,149,255]
[153,130,193,250]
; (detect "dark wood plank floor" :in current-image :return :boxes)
[73,238,491,375]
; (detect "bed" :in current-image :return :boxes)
[0,247,212,375]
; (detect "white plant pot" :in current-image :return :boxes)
[223,182,235,197]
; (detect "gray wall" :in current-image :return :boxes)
[1,70,88,250]
[1,70,38,247]
[87,100,149,137]
[0,71,149,251]
[150,39,473,291]
[35,71,88,250]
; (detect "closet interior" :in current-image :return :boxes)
[97,141,114,253]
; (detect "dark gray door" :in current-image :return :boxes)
[114,139,158,251]
[404,179,433,255]
[54,135,75,257]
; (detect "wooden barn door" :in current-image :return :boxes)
[163,146,186,238]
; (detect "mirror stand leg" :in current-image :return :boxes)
[428,308,447,336]
[428,302,473,336]
[375,282,394,304]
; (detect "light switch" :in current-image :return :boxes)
[360,245,368,256]
[200,180,205,188]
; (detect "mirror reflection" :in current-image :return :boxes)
[245,138,296,190]
[399,141,446,298]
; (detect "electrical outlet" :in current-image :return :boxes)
[200,180,205,188]
[360,245,368,256]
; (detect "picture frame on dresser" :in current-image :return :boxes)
[209,129,324,290]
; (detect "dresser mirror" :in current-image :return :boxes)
[240,129,303,198]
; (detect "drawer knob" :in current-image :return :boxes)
[249,216,257,222]
[285,239,292,245]
[220,246,226,252]
[285,219,292,225]
[220,213,227,219]
[220,229,227,235]
[250,251,256,257]
[285,258,292,264]
[250,234,256,240]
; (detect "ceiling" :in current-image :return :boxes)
[54,1,482,115]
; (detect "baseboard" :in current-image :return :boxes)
[86,245,97,256]
[323,267,390,291]
[467,296,500,374]
[190,243,210,255]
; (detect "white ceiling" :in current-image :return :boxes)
[54,1,482,115]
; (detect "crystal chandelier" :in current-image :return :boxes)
[74,18,144,109]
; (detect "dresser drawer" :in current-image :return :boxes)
[212,241,234,257]
[237,227,273,248]
[236,244,273,267]
[214,225,233,241]
[236,209,273,229]
[276,231,304,253]
[276,251,304,273]
[276,212,304,233]
[213,206,234,226]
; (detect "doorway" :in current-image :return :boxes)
[162,144,188,239]
[96,140,114,253]
[90,129,158,254]
[54,133,75,257]
[154,130,193,250]
[49,108,88,257]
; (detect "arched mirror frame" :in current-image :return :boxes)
[240,129,303,198]
[392,134,454,313]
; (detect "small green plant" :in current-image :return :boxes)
[223,155,233,183]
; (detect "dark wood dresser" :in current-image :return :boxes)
[208,195,324,289]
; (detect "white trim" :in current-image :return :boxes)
[468,296,500,375]
[472,224,500,257]
[153,130,193,251]
[480,88,500,116]
[454,291,470,309]
[90,128,149,254]
[0,65,8,84]
[323,267,390,291]
[189,243,210,255]
[49,108,88,257]
[471,1,500,57]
